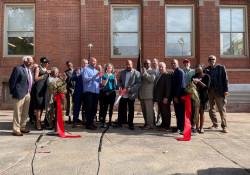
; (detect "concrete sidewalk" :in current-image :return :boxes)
[0,110,250,175]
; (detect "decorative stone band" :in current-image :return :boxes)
[199,0,219,6]
[81,0,109,5]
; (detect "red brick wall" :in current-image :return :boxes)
[0,0,250,110]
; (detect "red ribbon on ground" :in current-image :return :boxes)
[176,93,192,141]
[54,93,81,138]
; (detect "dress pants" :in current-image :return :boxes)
[84,92,99,127]
[66,90,74,116]
[140,99,154,127]
[118,97,135,127]
[158,101,171,129]
[173,99,185,131]
[208,87,227,128]
[73,92,85,123]
[103,90,116,123]
[13,92,30,133]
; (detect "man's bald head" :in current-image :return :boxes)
[126,60,133,72]
[89,57,97,67]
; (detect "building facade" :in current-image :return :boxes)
[0,0,250,111]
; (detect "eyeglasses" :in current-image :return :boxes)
[144,63,150,65]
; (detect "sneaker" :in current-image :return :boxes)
[222,128,228,133]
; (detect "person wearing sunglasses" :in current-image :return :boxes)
[205,55,229,133]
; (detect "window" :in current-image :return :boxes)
[220,7,246,56]
[4,4,35,56]
[111,6,140,58]
[166,6,194,57]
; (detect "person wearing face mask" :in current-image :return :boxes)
[205,55,229,133]
[192,64,211,134]
[116,60,141,130]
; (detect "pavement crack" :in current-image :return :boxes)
[199,138,250,175]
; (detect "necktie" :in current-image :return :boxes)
[28,69,31,92]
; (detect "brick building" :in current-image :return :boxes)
[0,0,250,111]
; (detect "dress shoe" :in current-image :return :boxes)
[82,120,87,125]
[86,125,97,130]
[142,126,152,130]
[12,132,23,136]
[21,129,30,133]
[108,121,114,126]
[129,126,135,130]
[72,123,77,128]
[102,123,107,128]
[159,127,167,131]
[172,127,178,133]
[92,124,97,129]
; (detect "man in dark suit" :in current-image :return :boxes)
[71,59,88,128]
[117,60,141,130]
[154,62,172,131]
[9,56,34,136]
[171,59,186,134]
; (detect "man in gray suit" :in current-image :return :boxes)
[139,59,156,130]
[117,60,141,130]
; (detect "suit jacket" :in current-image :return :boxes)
[153,72,172,103]
[118,68,141,100]
[71,68,83,94]
[139,68,156,100]
[9,64,34,99]
[171,67,186,99]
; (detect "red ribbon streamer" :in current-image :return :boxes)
[120,89,126,96]
[176,93,192,141]
[54,93,81,138]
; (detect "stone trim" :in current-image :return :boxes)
[143,0,164,6]
[199,0,219,6]
[81,0,109,6]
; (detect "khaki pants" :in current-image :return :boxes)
[13,92,30,133]
[208,87,227,128]
[140,99,154,127]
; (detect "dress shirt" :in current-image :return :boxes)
[123,71,132,98]
[82,65,101,94]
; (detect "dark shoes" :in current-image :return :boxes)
[86,125,97,130]
[82,120,87,125]
[129,126,135,130]
[102,123,107,128]
[12,132,23,136]
[21,129,30,133]
[72,123,77,128]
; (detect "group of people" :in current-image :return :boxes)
[9,54,229,136]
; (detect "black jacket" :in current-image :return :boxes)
[205,64,229,97]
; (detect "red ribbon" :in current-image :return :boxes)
[119,89,126,96]
[176,93,192,141]
[54,93,81,138]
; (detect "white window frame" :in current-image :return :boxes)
[3,4,35,57]
[111,4,140,58]
[165,5,195,58]
[220,5,248,58]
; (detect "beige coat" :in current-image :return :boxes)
[139,68,156,100]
